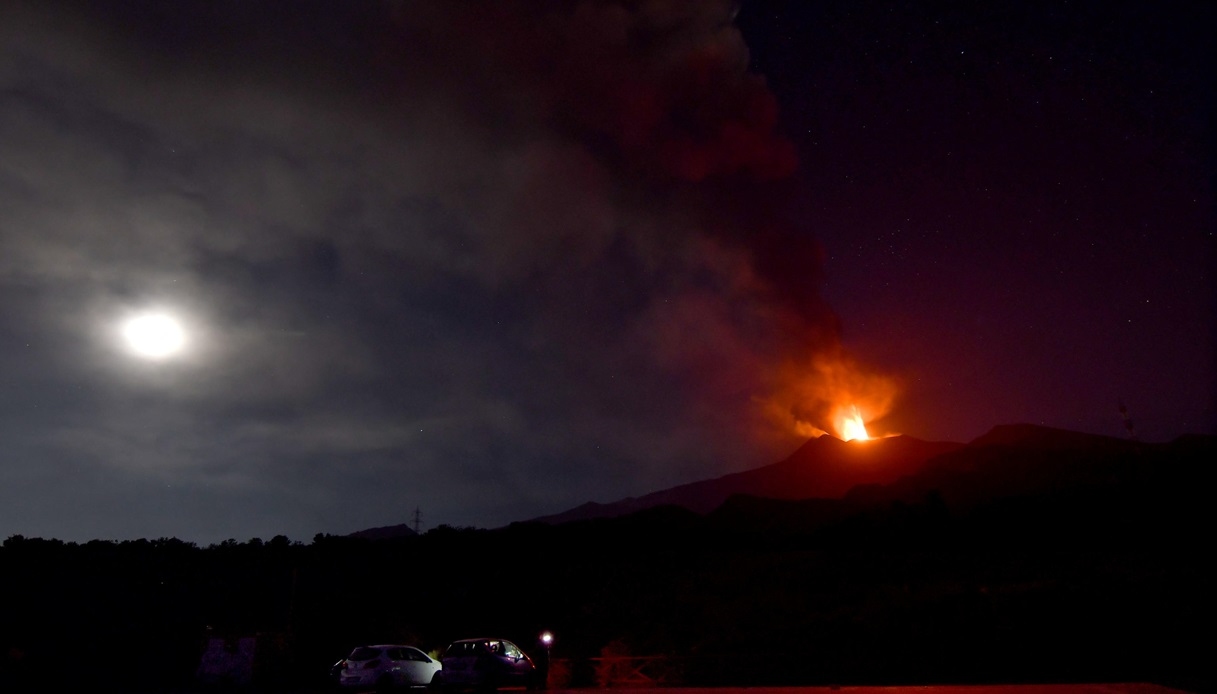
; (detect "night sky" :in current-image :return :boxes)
[1,0,1212,543]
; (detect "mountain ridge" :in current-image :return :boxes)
[347,423,1191,538]
[523,431,963,525]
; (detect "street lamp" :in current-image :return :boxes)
[536,631,554,689]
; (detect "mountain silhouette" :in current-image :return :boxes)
[346,522,417,540]
[842,422,1197,510]
[967,422,1139,451]
[347,422,1210,536]
[525,433,962,524]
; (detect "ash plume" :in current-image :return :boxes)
[0,0,891,536]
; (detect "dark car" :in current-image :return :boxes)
[433,638,537,691]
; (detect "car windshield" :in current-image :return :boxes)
[444,641,485,657]
[349,647,381,661]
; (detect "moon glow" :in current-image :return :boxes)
[122,313,186,359]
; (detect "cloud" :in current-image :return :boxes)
[0,0,885,541]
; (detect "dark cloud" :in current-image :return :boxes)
[1,0,876,541]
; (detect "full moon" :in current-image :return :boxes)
[122,313,186,359]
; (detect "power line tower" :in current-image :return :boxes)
[1118,400,1137,440]
[412,506,424,535]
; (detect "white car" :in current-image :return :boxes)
[336,644,441,691]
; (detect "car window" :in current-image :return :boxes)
[387,648,406,660]
[503,642,522,659]
[406,648,429,662]
[350,647,381,661]
[445,641,480,657]
[486,641,502,655]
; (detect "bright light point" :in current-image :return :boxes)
[839,405,870,441]
[122,313,186,359]
[540,632,554,645]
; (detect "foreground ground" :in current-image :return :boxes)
[219,685,1193,694]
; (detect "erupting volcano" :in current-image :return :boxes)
[526,427,965,525]
[770,350,898,445]
[838,405,869,441]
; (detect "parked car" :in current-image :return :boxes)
[433,638,537,691]
[336,644,441,691]
[331,657,347,684]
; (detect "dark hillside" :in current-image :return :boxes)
[529,434,962,523]
[1,429,1211,692]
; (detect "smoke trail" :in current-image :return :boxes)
[1,0,894,510]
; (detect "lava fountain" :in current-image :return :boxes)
[837,405,870,441]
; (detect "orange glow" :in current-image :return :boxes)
[838,405,870,441]
[761,348,899,443]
